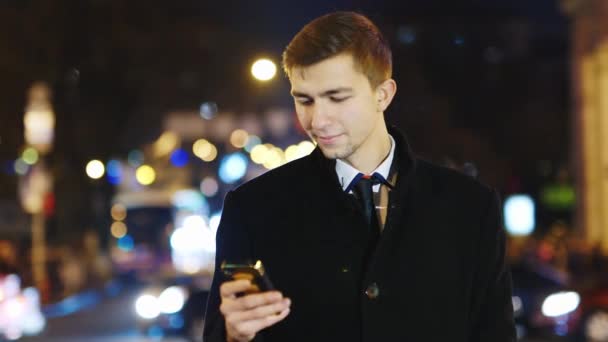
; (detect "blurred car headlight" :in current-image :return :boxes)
[541,291,580,317]
[135,294,160,319]
[158,286,187,314]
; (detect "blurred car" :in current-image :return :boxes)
[511,262,582,340]
[577,278,608,342]
[0,274,46,340]
[134,274,210,341]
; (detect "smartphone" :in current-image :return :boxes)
[220,259,275,294]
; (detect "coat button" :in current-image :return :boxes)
[365,283,380,300]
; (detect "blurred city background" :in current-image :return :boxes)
[0,0,606,341]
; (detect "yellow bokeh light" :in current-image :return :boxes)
[284,145,300,162]
[298,140,316,156]
[136,165,156,185]
[250,144,269,164]
[193,139,218,162]
[111,204,127,221]
[111,221,127,238]
[86,160,105,179]
[230,129,249,149]
[251,58,277,81]
[22,147,39,165]
[263,148,285,170]
[154,131,180,157]
[193,139,211,157]
[202,145,217,162]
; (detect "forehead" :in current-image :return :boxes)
[289,54,369,92]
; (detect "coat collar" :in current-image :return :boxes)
[312,124,417,199]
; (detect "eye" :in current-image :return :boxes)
[330,97,349,103]
[296,98,313,106]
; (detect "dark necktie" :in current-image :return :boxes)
[352,174,384,240]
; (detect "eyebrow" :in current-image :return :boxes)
[291,87,354,98]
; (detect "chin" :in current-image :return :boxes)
[318,145,352,160]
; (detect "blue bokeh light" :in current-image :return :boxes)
[219,152,248,184]
[106,159,122,185]
[118,235,134,251]
[128,150,144,167]
[170,148,189,168]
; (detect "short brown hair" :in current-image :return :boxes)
[282,11,392,88]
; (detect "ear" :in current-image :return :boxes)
[375,79,397,112]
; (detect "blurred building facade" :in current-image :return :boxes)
[564,0,608,251]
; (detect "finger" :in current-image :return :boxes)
[221,291,284,314]
[230,307,291,338]
[228,298,291,323]
[220,279,252,298]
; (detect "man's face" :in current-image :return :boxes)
[289,53,385,164]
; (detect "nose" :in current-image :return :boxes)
[309,103,331,131]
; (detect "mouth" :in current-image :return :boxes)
[315,134,343,145]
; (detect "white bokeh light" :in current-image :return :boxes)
[504,194,535,236]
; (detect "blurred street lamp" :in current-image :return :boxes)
[135,165,156,185]
[86,160,105,179]
[20,82,55,301]
[24,83,55,155]
[251,58,277,81]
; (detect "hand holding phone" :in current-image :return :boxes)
[219,260,289,342]
[221,260,275,294]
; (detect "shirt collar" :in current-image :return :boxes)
[335,134,396,192]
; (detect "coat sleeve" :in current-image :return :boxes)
[469,189,516,342]
[203,190,263,342]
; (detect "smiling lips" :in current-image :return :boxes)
[316,134,343,145]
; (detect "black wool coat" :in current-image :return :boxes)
[204,126,516,342]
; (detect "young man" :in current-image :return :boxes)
[204,11,515,342]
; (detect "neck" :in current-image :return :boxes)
[344,120,391,174]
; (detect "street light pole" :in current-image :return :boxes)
[20,82,55,301]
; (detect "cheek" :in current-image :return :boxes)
[295,108,311,129]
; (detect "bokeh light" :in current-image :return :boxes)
[14,159,29,175]
[136,165,156,185]
[250,144,269,164]
[504,194,535,236]
[22,147,39,165]
[244,135,261,152]
[199,101,218,120]
[230,129,249,149]
[127,150,144,167]
[263,147,285,170]
[170,148,189,167]
[111,203,127,221]
[284,141,316,162]
[219,152,248,184]
[111,221,127,238]
[298,140,316,155]
[117,234,134,251]
[106,159,122,185]
[172,190,209,216]
[86,160,105,179]
[285,145,300,162]
[209,212,222,235]
[251,58,277,81]
[154,131,179,157]
[200,177,219,197]
[193,139,218,162]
